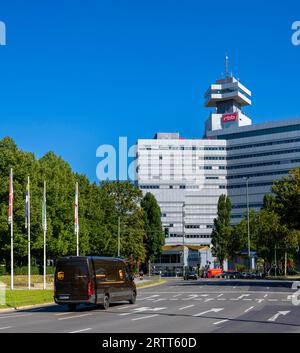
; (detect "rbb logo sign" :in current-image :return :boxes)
[222,112,238,123]
[292,21,300,46]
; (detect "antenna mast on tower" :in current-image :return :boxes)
[225,52,229,78]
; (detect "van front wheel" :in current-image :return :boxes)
[102,295,110,310]
[129,291,136,304]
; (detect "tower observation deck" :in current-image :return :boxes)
[204,56,252,136]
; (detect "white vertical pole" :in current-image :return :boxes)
[284,251,287,277]
[28,176,31,290]
[9,168,14,290]
[75,182,79,256]
[182,202,185,278]
[117,216,120,257]
[43,180,47,290]
[246,178,251,271]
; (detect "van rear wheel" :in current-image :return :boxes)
[129,291,136,304]
[68,304,77,312]
[102,295,110,310]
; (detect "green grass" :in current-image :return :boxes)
[0,290,54,309]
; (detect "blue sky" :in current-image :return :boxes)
[0,1,300,181]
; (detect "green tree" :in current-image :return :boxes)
[141,192,164,263]
[211,194,232,268]
[271,168,300,230]
[101,181,146,265]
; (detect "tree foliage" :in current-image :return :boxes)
[211,194,232,268]
[0,137,152,270]
[141,192,164,262]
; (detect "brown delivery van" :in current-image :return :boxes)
[54,256,136,311]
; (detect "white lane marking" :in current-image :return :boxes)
[268,311,290,322]
[217,294,224,297]
[217,298,226,301]
[244,306,255,313]
[0,313,33,319]
[193,308,224,317]
[117,304,138,310]
[230,298,239,301]
[182,295,198,301]
[264,294,268,298]
[237,294,250,300]
[152,298,166,303]
[172,294,182,297]
[119,312,132,316]
[119,306,167,316]
[213,319,229,325]
[178,305,195,311]
[204,298,214,302]
[132,314,158,321]
[55,312,73,316]
[144,295,160,300]
[58,314,92,321]
[256,299,264,303]
[0,326,12,330]
[69,328,92,333]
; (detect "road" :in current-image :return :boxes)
[0,278,300,333]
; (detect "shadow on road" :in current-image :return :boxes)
[15,301,133,314]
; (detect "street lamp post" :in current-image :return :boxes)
[244,177,251,271]
[182,202,186,278]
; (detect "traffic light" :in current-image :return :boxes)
[164,227,169,238]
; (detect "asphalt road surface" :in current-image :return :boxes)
[1,278,300,333]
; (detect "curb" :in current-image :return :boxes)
[136,280,166,289]
[0,302,54,313]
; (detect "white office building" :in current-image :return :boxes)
[136,69,300,272]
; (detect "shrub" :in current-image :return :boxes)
[0,266,8,276]
[14,266,40,275]
[46,267,55,275]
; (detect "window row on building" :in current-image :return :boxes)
[227,137,300,151]
[226,169,290,180]
[169,234,211,239]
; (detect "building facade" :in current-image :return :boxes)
[136,72,300,272]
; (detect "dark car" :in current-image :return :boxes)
[54,256,136,311]
[184,271,198,280]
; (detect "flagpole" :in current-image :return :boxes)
[9,168,14,290]
[43,180,47,290]
[27,176,31,290]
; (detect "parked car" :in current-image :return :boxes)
[220,271,242,279]
[184,271,198,280]
[54,256,136,311]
